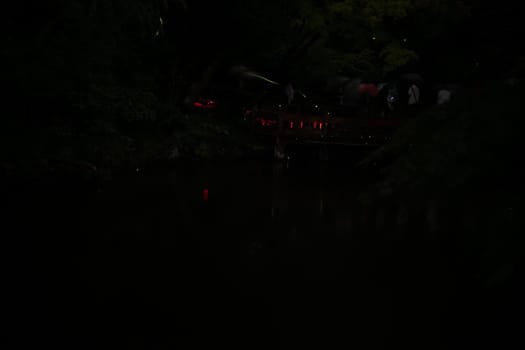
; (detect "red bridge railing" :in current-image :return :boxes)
[249,109,403,146]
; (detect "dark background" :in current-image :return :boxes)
[2,1,524,349]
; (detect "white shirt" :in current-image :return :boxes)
[408,84,420,105]
[437,90,451,105]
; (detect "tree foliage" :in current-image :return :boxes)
[2,0,521,176]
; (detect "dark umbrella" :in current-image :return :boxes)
[401,73,424,83]
[434,83,461,92]
[361,74,381,84]
[358,83,379,97]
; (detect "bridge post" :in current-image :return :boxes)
[278,111,284,133]
[273,112,286,160]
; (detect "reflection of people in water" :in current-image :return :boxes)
[274,137,286,160]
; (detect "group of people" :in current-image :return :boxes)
[280,73,459,119]
[341,75,456,118]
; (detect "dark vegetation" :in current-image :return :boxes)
[2,1,523,180]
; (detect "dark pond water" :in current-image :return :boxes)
[3,158,523,349]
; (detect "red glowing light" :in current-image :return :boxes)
[193,99,216,109]
[203,188,209,202]
[290,121,294,128]
[259,118,277,127]
[313,121,318,129]
[319,122,323,130]
[300,121,304,128]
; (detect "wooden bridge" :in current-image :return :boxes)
[248,108,405,159]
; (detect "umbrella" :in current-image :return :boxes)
[434,83,461,92]
[361,74,381,84]
[401,73,424,83]
[358,83,379,97]
[341,78,362,106]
